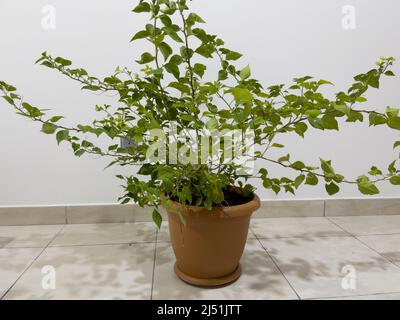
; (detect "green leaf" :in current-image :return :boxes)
[168,82,190,94]
[334,104,350,114]
[159,42,173,60]
[390,176,400,185]
[394,141,400,149]
[54,57,72,67]
[346,111,364,123]
[206,118,218,131]
[368,166,383,176]
[278,154,290,163]
[195,44,215,58]
[187,13,206,25]
[305,173,318,186]
[41,122,57,134]
[229,87,253,104]
[320,159,335,175]
[49,116,64,123]
[386,107,399,117]
[152,209,162,229]
[388,160,397,174]
[56,130,69,145]
[182,186,193,203]
[388,117,400,130]
[220,49,242,61]
[294,174,305,189]
[325,182,340,195]
[132,2,151,13]
[136,52,155,64]
[369,112,387,126]
[2,95,15,105]
[294,122,308,137]
[291,161,305,170]
[218,70,228,81]
[74,149,85,157]
[305,110,321,118]
[130,30,149,41]
[165,63,180,79]
[239,65,251,80]
[321,114,339,130]
[193,63,206,77]
[357,176,380,195]
[81,85,100,91]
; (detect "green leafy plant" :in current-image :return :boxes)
[1,0,400,228]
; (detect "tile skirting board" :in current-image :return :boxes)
[0,198,399,226]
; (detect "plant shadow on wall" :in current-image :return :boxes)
[0,0,400,280]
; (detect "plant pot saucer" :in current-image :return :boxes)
[174,263,242,287]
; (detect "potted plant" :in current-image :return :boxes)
[1,0,400,287]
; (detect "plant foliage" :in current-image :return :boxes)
[1,0,400,227]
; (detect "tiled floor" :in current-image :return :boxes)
[1,216,400,300]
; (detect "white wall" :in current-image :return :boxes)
[0,0,399,206]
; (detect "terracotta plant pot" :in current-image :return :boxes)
[163,193,260,287]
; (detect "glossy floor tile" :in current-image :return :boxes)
[0,225,63,248]
[152,240,298,300]
[4,243,155,300]
[251,217,347,239]
[50,223,157,246]
[1,216,400,300]
[260,236,400,299]
[329,215,400,236]
[357,234,400,264]
[0,248,43,298]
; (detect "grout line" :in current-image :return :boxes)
[353,236,400,271]
[323,200,326,217]
[326,217,400,271]
[48,241,157,248]
[150,230,159,300]
[252,233,302,300]
[255,234,351,240]
[64,206,68,224]
[325,217,355,237]
[0,224,67,300]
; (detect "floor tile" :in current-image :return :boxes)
[251,218,347,239]
[4,243,155,300]
[0,225,63,248]
[357,234,400,264]
[157,222,256,242]
[319,292,400,300]
[0,248,43,298]
[50,223,156,247]
[152,240,298,300]
[260,236,400,299]
[329,215,400,236]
